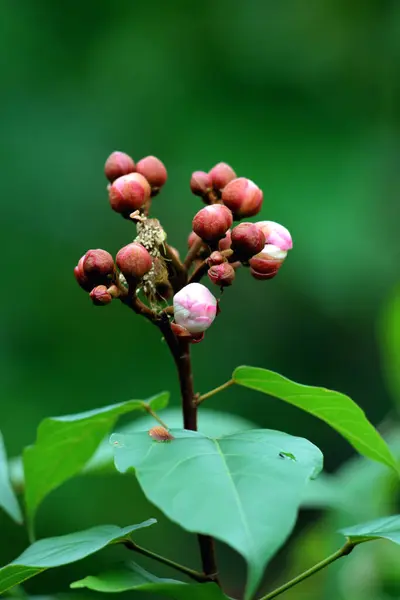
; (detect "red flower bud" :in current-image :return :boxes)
[74,249,115,291]
[222,177,263,219]
[249,244,287,280]
[116,242,153,279]
[104,151,136,183]
[231,222,265,260]
[90,285,113,306]
[208,263,236,287]
[218,229,232,251]
[108,173,151,216]
[190,171,211,197]
[207,251,225,266]
[192,204,233,243]
[136,156,167,192]
[209,162,237,190]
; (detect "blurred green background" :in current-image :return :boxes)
[1,0,399,598]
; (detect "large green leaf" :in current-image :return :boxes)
[340,515,400,545]
[23,393,168,532]
[379,286,400,406]
[233,366,398,472]
[0,520,155,595]
[0,432,23,524]
[71,561,229,599]
[111,428,323,600]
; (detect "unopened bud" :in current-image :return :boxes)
[136,156,167,193]
[116,242,153,279]
[207,251,225,266]
[74,249,115,291]
[104,151,136,183]
[208,263,235,287]
[231,222,265,260]
[249,244,287,280]
[218,229,232,251]
[190,171,211,197]
[90,285,113,305]
[192,204,233,243]
[256,221,293,251]
[173,282,217,334]
[209,162,237,191]
[222,177,263,219]
[109,173,151,217]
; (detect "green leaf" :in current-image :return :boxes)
[111,428,323,600]
[23,393,168,531]
[0,520,156,595]
[340,515,400,545]
[71,561,229,599]
[0,432,23,524]
[233,366,398,472]
[379,285,400,406]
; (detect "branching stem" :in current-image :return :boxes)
[195,379,235,405]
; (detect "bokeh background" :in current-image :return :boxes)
[1,0,400,598]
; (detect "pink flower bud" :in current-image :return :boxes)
[190,171,211,197]
[222,177,263,219]
[74,249,115,291]
[231,222,265,260]
[116,242,153,279]
[187,231,203,249]
[192,204,233,243]
[136,156,167,191]
[209,162,237,190]
[173,283,217,334]
[207,251,225,266]
[218,229,232,251]
[104,151,136,183]
[108,173,151,216]
[90,285,113,306]
[256,221,293,251]
[208,263,235,287]
[249,244,287,280]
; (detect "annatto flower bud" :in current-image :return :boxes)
[90,285,113,306]
[74,249,115,291]
[231,222,265,260]
[207,251,225,266]
[190,171,211,197]
[192,205,233,243]
[218,229,232,251]
[249,244,287,280]
[108,173,151,216]
[209,162,237,191]
[116,242,153,280]
[208,263,235,287]
[136,156,167,192]
[222,177,263,219]
[104,151,136,183]
[173,282,217,334]
[256,220,293,251]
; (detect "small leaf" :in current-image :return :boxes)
[71,561,229,599]
[111,428,323,600]
[0,432,23,524]
[23,393,168,531]
[0,520,156,595]
[233,366,398,472]
[340,515,400,545]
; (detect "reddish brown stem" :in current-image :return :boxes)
[188,260,209,284]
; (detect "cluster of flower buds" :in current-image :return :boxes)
[74,152,293,341]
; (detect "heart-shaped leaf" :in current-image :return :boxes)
[0,432,23,524]
[0,520,155,594]
[233,366,397,472]
[72,561,229,599]
[111,428,323,599]
[23,392,168,533]
[340,515,400,545]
